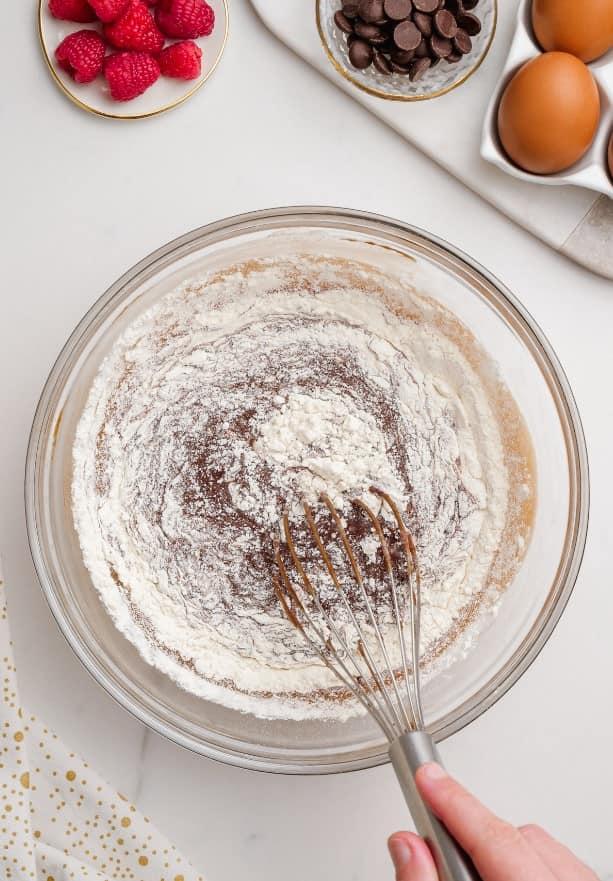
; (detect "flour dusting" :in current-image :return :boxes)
[72,254,534,720]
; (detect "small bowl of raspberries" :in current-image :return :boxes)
[40,0,228,118]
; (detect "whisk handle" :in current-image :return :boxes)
[389,731,481,881]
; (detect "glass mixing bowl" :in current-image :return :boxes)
[25,207,589,774]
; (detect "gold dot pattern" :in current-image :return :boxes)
[0,578,204,881]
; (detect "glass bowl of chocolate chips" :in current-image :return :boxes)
[317,0,497,100]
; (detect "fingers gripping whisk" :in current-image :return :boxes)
[273,489,482,880]
[272,488,425,742]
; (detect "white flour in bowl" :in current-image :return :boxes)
[72,254,535,720]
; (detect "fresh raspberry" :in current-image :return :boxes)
[104,50,160,100]
[155,0,214,39]
[55,29,106,83]
[157,40,202,79]
[104,1,165,52]
[88,0,130,22]
[48,0,97,22]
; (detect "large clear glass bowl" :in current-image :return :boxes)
[25,207,589,774]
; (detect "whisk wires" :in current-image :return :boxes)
[272,488,424,741]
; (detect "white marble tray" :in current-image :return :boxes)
[250,0,613,279]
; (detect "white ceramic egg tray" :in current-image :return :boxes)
[481,0,613,198]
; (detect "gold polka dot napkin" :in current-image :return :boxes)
[0,578,203,881]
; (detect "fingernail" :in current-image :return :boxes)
[420,762,447,781]
[388,838,412,870]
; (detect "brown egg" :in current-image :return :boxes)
[497,52,600,175]
[532,0,613,63]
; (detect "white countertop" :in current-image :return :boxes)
[2,3,613,880]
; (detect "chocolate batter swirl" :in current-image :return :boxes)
[72,255,534,720]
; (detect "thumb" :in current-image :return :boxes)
[388,832,439,881]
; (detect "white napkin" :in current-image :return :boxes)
[0,576,204,881]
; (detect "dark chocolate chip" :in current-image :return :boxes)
[413,11,432,35]
[390,59,412,73]
[391,47,415,63]
[354,20,384,39]
[414,37,429,56]
[445,49,462,62]
[334,10,355,34]
[348,38,374,67]
[373,48,393,73]
[409,56,431,79]
[393,19,421,49]
[412,0,438,11]
[358,0,385,22]
[383,0,412,19]
[457,11,481,34]
[444,0,461,13]
[342,1,360,16]
[430,33,453,56]
[434,9,457,37]
[383,20,401,35]
[368,30,390,44]
[453,27,472,53]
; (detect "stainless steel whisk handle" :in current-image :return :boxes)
[389,732,481,881]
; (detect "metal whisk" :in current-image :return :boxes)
[273,488,479,881]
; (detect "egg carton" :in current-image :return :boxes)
[480,0,613,198]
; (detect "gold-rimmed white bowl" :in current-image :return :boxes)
[316,0,497,101]
[38,0,228,120]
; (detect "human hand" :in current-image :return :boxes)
[388,763,597,881]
